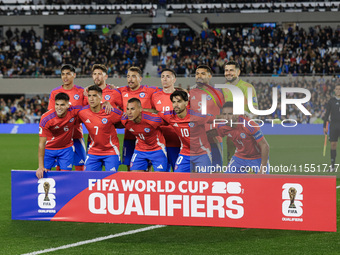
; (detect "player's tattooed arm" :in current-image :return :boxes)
[258,137,270,174]
[36,136,48,179]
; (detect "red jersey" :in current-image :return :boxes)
[190,85,224,143]
[118,85,160,140]
[159,109,212,156]
[217,115,264,160]
[78,106,122,156]
[101,85,123,109]
[48,85,87,139]
[39,106,82,150]
[151,90,181,147]
[121,111,166,152]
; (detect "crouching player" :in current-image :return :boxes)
[159,90,213,173]
[36,93,82,179]
[78,85,123,171]
[208,102,269,174]
[121,98,168,172]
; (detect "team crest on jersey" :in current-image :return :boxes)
[188,122,195,127]
[139,92,146,98]
[69,118,74,123]
[102,118,108,124]
[207,95,212,100]
[240,133,246,139]
[144,128,150,133]
[74,94,80,100]
[105,95,111,100]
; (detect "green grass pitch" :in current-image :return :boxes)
[0,134,339,254]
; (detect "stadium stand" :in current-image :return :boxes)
[0,26,149,77]
[155,24,340,76]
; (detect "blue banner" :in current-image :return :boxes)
[11,170,115,221]
[1,123,324,135]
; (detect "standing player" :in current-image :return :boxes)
[36,93,82,179]
[48,64,86,171]
[190,65,224,168]
[150,68,181,171]
[208,102,269,174]
[222,61,258,163]
[323,84,340,172]
[91,64,123,109]
[121,98,168,172]
[118,66,160,170]
[78,85,123,171]
[159,90,213,173]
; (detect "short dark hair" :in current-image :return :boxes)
[170,90,188,102]
[127,97,141,107]
[161,68,177,78]
[222,101,233,108]
[128,66,142,77]
[92,64,108,74]
[61,64,75,73]
[196,65,212,74]
[55,92,69,102]
[224,61,240,70]
[88,85,103,95]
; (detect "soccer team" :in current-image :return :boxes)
[36,62,271,179]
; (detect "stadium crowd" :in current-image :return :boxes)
[0,95,48,124]
[155,24,340,77]
[1,24,340,78]
[0,26,149,77]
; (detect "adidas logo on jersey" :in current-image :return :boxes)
[124,94,129,97]
[110,167,116,171]
[79,160,85,164]
[191,96,195,100]
[67,164,72,168]
[157,100,162,104]
[129,128,134,132]
[228,134,232,137]
[54,126,60,129]
[173,123,178,127]
[157,165,163,169]
[85,119,91,123]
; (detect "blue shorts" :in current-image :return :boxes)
[122,139,136,166]
[174,153,212,173]
[73,138,86,166]
[45,146,74,171]
[85,154,120,172]
[228,155,269,174]
[166,146,180,172]
[130,149,168,171]
[210,142,223,167]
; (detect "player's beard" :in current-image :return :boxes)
[225,76,237,83]
[94,79,103,86]
[174,107,184,114]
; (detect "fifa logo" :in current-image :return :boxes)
[38,178,56,209]
[282,183,303,217]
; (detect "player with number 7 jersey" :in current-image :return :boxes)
[78,85,123,172]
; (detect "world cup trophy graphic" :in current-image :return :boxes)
[43,182,50,201]
[288,187,297,208]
